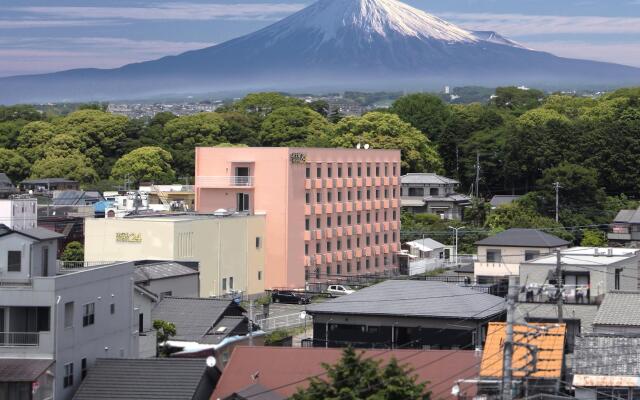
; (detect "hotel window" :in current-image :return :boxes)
[316,217,321,229]
[357,190,362,200]
[315,268,320,279]
[347,238,352,249]
[347,262,351,273]
[237,193,250,212]
[366,212,370,223]
[327,217,332,227]
[357,165,362,177]
[337,215,342,226]
[63,363,74,388]
[337,166,342,177]
[327,191,332,202]
[327,241,332,252]
[375,165,380,176]
[337,191,342,201]
[326,266,331,276]
[347,215,352,225]
[336,264,342,275]
[305,244,309,255]
[385,164,388,175]
[366,236,370,246]
[384,233,388,243]
[305,192,310,204]
[327,166,332,178]
[305,218,310,230]
[316,242,321,253]
[348,166,352,177]
[347,190,352,201]
[337,239,342,250]
[306,166,311,178]
[82,303,95,327]
[366,259,370,269]
[366,189,371,200]
[357,213,361,224]
[366,165,371,177]
[316,192,322,202]
[317,166,322,178]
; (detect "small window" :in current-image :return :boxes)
[7,251,21,272]
[256,237,262,249]
[347,190,352,201]
[348,166,352,177]
[376,166,380,176]
[366,165,371,177]
[110,303,115,315]
[327,167,332,178]
[81,358,87,381]
[347,215,352,225]
[347,262,352,273]
[430,188,439,196]
[229,277,234,289]
[357,166,362,177]
[258,271,262,281]
[64,363,74,388]
[525,250,540,261]
[316,217,321,229]
[337,166,342,178]
[327,217,332,228]
[357,237,361,247]
[357,190,362,200]
[160,291,172,299]
[366,189,371,200]
[366,259,370,269]
[327,241,332,252]
[82,303,95,327]
[347,238,351,249]
[315,268,320,279]
[316,166,322,178]
[305,167,311,178]
[366,236,370,246]
[222,278,227,290]
[327,191,332,202]
[337,191,342,201]
[305,244,309,255]
[357,213,361,224]
[336,264,342,275]
[305,218,310,231]
[486,249,502,263]
[316,242,321,253]
[316,192,322,203]
[64,302,74,328]
[337,216,342,226]
[305,192,310,204]
[326,266,331,276]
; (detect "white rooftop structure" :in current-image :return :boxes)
[406,238,446,253]
[527,247,639,266]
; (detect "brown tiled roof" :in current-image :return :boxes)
[480,322,566,379]
[0,359,53,382]
[211,347,480,400]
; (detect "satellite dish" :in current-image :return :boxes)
[206,356,216,368]
[364,144,370,150]
[299,311,307,320]
[356,143,361,149]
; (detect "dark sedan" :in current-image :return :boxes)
[271,290,311,304]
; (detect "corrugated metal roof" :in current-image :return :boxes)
[307,280,505,319]
[475,228,569,248]
[480,322,566,379]
[73,358,209,400]
[574,336,640,377]
[593,291,640,326]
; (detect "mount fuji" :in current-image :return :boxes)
[2,0,640,103]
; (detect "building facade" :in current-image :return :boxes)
[195,147,402,289]
[0,196,37,231]
[84,214,265,297]
[400,173,471,220]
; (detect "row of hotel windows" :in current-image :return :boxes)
[306,187,398,203]
[305,163,398,179]
[305,210,398,230]
[305,232,398,254]
[305,255,396,278]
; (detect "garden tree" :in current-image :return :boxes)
[485,202,573,242]
[331,112,442,173]
[291,347,430,400]
[580,229,607,247]
[111,146,176,185]
[464,198,490,227]
[489,86,545,114]
[308,100,330,117]
[459,127,508,195]
[0,149,30,182]
[542,95,597,118]
[44,134,86,158]
[503,108,575,191]
[218,111,260,146]
[61,241,84,262]
[0,121,27,149]
[328,108,344,124]
[16,121,56,162]
[30,152,99,184]
[52,110,129,177]
[231,92,304,117]
[163,112,228,175]
[260,106,332,147]
[390,93,450,140]
[0,105,42,122]
[153,320,176,357]
[150,111,178,127]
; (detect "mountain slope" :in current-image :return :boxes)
[1,0,640,103]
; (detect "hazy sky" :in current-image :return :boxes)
[2,0,640,77]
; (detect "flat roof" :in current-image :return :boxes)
[526,247,638,266]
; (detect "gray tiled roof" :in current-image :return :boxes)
[574,336,640,376]
[515,303,599,333]
[73,358,210,400]
[0,359,53,382]
[0,173,12,186]
[227,383,286,400]
[151,297,238,341]
[475,228,569,248]
[134,262,198,283]
[614,208,640,224]
[307,280,505,319]
[21,178,77,184]
[17,226,64,241]
[200,316,247,344]
[401,173,459,185]
[593,291,640,326]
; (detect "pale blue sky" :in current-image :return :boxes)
[1,0,640,77]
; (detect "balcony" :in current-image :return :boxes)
[0,278,33,288]
[0,332,40,347]
[196,176,254,188]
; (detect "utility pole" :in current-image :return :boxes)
[475,152,480,198]
[556,250,563,323]
[249,298,254,346]
[449,226,465,264]
[553,182,561,223]
[502,275,518,400]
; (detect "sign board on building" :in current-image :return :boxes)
[115,232,142,243]
[290,153,307,164]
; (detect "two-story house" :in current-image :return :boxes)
[0,224,138,400]
[474,228,569,284]
[608,207,640,246]
[400,173,471,220]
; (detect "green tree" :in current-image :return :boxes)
[308,100,330,117]
[390,93,450,140]
[61,241,84,262]
[260,106,332,146]
[31,152,99,184]
[111,146,176,185]
[0,105,42,122]
[331,112,442,173]
[485,202,573,242]
[490,87,545,114]
[44,134,86,158]
[291,347,430,400]
[580,229,606,247]
[163,112,228,175]
[232,92,304,116]
[0,149,30,182]
[153,320,177,357]
[0,120,27,149]
[16,121,56,162]
[218,111,260,146]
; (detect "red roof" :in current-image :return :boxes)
[211,347,480,400]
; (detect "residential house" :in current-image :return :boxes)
[489,195,521,209]
[519,247,640,304]
[400,173,471,220]
[194,147,402,288]
[474,228,569,283]
[0,196,37,230]
[573,336,640,399]
[51,191,103,207]
[0,173,18,198]
[592,291,640,335]
[608,207,640,246]
[151,297,260,366]
[0,224,137,400]
[478,322,566,398]
[306,280,506,350]
[72,358,219,400]
[85,212,266,297]
[212,347,480,400]
[20,178,79,194]
[398,237,450,275]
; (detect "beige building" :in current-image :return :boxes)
[85,213,265,297]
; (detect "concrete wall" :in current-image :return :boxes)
[0,234,57,279]
[145,274,199,298]
[475,245,562,278]
[0,198,37,230]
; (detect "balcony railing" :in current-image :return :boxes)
[196,176,254,188]
[57,260,113,273]
[0,332,40,347]
[0,278,33,288]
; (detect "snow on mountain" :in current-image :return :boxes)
[471,30,529,49]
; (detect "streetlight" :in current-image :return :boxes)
[448,226,465,264]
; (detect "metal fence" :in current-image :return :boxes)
[0,332,40,346]
[256,312,312,332]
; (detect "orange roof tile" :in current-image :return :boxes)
[480,322,566,379]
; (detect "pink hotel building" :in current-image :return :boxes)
[195,147,402,290]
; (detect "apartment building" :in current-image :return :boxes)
[85,213,265,297]
[195,147,402,289]
[0,224,137,400]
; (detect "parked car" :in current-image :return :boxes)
[326,285,355,297]
[271,290,311,304]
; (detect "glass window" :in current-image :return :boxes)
[357,237,361,247]
[347,215,352,225]
[222,278,227,290]
[237,193,250,212]
[64,363,74,388]
[336,264,342,275]
[347,190,352,201]
[327,191,332,202]
[317,166,322,178]
[366,212,370,223]
[110,303,115,315]
[393,164,397,175]
[385,164,388,175]
[337,191,342,201]
[305,244,309,255]
[430,188,439,196]
[258,271,262,280]
[316,217,321,228]
[82,303,95,327]
[375,235,379,245]
[348,166,352,177]
[486,249,502,263]
[366,236,370,246]
[347,262,351,273]
[357,190,362,200]
[81,358,87,381]
[317,192,322,203]
[337,239,342,250]
[357,165,362,177]
[384,189,388,198]
[357,260,362,271]
[366,259,370,269]
[64,302,74,328]
[305,192,310,204]
[375,189,380,199]
[316,242,321,253]
[337,216,342,226]
[366,189,371,200]
[256,237,262,248]
[384,233,388,243]
[327,217,332,227]
[305,218,310,231]
[347,238,351,249]
[376,166,380,176]
[230,277,234,289]
[524,250,540,261]
[326,266,331,276]
[338,166,342,177]
[357,213,361,224]
[327,167,332,178]
[315,268,321,279]
[306,167,311,178]
[366,165,371,177]
[327,241,332,252]
[7,251,21,272]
